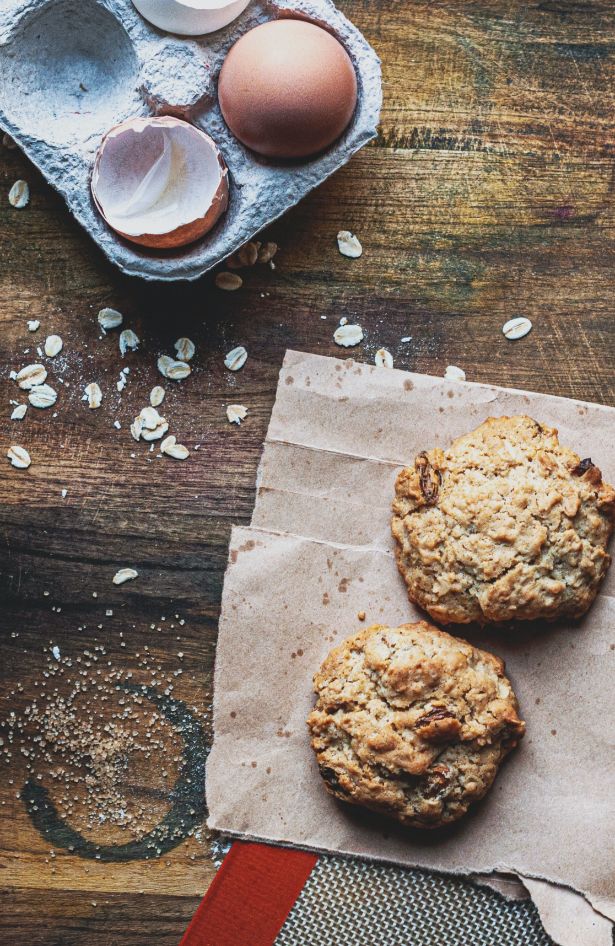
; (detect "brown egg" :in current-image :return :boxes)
[218,19,358,159]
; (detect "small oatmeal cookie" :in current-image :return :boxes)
[307,622,525,828]
[392,416,615,626]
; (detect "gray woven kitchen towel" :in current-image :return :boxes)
[276,857,554,946]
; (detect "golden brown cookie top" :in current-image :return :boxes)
[392,416,615,626]
[308,622,525,828]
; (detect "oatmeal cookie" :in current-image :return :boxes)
[391,416,615,625]
[307,622,525,828]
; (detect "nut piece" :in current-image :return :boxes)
[112,568,138,585]
[28,384,57,408]
[416,452,442,505]
[444,365,466,382]
[16,364,47,389]
[149,385,165,407]
[215,271,243,291]
[7,445,31,469]
[11,404,27,421]
[375,348,393,368]
[98,308,123,331]
[27,320,40,332]
[224,346,248,371]
[502,317,532,340]
[226,404,248,425]
[160,435,189,460]
[84,382,102,409]
[9,180,29,209]
[334,324,364,347]
[119,329,140,355]
[44,334,63,358]
[337,230,362,258]
[174,337,195,362]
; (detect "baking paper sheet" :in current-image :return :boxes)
[208,351,615,929]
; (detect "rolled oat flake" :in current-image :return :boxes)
[8,180,29,209]
[502,317,532,340]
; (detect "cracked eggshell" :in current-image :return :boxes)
[132,0,251,35]
[91,116,229,249]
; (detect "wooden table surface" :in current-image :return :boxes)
[2,1,615,942]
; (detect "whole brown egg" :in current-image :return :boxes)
[218,19,358,159]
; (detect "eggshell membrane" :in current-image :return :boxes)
[218,19,358,159]
[91,116,229,249]
[132,0,251,37]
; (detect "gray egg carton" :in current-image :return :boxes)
[0,0,381,281]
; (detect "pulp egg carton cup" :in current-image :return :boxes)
[0,0,382,281]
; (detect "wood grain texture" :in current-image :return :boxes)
[1,0,614,941]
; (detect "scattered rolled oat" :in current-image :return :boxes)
[28,383,57,408]
[375,348,394,368]
[130,418,143,442]
[150,385,165,407]
[333,324,364,347]
[44,334,63,358]
[16,364,47,389]
[8,180,29,209]
[157,355,190,380]
[226,404,248,425]
[502,317,532,340]
[139,406,163,430]
[174,337,195,362]
[11,404,27,421]
[160,435,189,460]
[224,346,248,371]
[112,568,138,585]
[142,420,169,442]
[27,320,40,332]
[215,271,243,291]
[337,230,362,258]
[135,406,168,441]
[227,241,259,269]
[7,445,31,469]
[157,355,173,378]
[166,360,191,381]
[444,365,466,382]
[84,382,102,409]
[98,307,123,331]
[258,242,278,264]
[119,329,139,355]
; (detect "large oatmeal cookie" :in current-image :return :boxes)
[391,416,615,626]
[307,622,525,828]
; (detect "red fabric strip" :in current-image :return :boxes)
[179,841,319,946]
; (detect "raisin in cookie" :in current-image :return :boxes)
[392,416,615,626]
[307,622,524,828]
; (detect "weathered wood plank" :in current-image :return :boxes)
[1,0,614,942]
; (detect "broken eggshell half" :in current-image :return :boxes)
[91,116,229,250]
[132,0,251,36]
